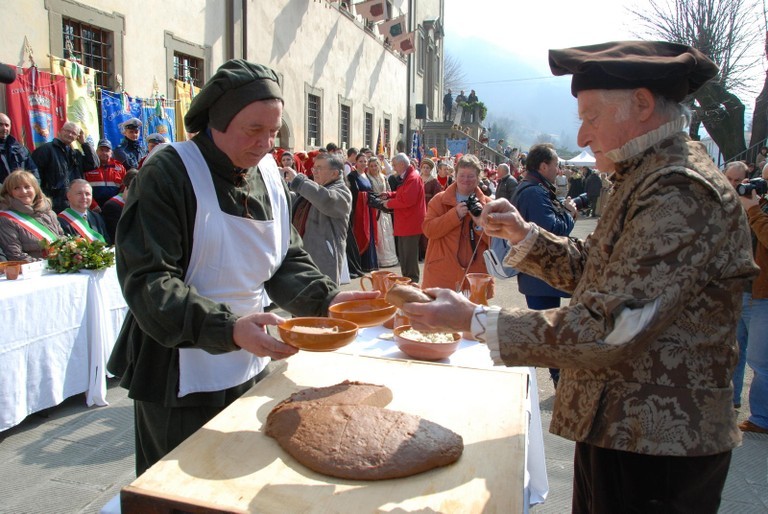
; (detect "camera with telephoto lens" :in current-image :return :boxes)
[737,178,768,197]
[464,193,484,217]
[570,192,589,210]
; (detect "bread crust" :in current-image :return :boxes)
[385,284,432,309]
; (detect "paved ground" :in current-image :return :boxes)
[1,217,767,513]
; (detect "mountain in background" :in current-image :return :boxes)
[445,36,582,152]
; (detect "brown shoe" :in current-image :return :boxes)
[739,420,768,434]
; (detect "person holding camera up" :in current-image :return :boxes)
[511,143,577,388]
[737,167,768,433]
[421,154,492,291]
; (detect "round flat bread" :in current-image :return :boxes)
[385,284,432,309]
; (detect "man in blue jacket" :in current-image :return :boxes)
[511,143,577,387]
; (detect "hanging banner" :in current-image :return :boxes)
[4,66,67,150]
[141,99,175,143]
[446,138,468,157]
[100,90,143,149]
[49,56,99,147]
[173,79,200,141]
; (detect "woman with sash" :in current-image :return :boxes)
[0,170,63,261]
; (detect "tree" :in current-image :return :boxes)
[630,0,762,161]
[443,53,466,94]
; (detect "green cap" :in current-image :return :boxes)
[184,59,283,133]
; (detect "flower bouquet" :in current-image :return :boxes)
[44,236,115,273]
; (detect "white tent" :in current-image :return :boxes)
[564,150,596,166]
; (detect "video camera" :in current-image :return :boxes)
[737,178,768,197]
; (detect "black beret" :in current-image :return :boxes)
[549,41,719,101]
[184,59,283,133]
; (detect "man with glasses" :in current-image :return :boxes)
[31,121,98,212]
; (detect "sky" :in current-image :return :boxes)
[441,0,767,150]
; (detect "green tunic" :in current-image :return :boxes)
[108,133,338,407]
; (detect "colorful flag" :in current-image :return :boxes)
[174,79,200,141]
[376,119,384,156]
[100,89,143,148]
[49,56,99,148]
[394,32,416,55]
[354,0,388,23]
[410,130,421,162]
[4,66,67,150]
[378,15,406,42]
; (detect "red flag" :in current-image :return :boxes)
[5,66,67,150]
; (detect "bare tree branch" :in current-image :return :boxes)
[443,53,467,93]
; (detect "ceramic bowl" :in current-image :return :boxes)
[394,325,461,361]
[328,298,397,327]
[278,317,359,352]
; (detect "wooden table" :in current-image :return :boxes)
[121,351,529,513]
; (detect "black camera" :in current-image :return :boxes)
[737,178,768,197]
[464,193,483,217]
[571,192,589,210]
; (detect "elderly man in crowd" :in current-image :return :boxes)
[113,117,147,169]
[404,41,756,513]
[58,179,110,244]
[724,160,748,190]
[108,60,374,476]
[494,162,518,202]
[31,121,98,212]
[381,153,426,283]
[0,113,38,182]
[285,152,351,284]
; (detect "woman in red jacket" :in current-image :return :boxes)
[421,154,492,291]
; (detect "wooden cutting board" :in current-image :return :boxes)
[122,352,529,513]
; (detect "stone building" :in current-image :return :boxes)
[1,0,445,154]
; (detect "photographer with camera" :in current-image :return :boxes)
[511,143,577,388]
[421,154,493,293]
[737,168,768,433]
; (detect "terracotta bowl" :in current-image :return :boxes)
[278,317,359,352]
[328,298,397,327]
[394,325,461,361]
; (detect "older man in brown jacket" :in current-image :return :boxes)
[404,41,757,513]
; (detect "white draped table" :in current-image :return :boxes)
[0,267,128,431]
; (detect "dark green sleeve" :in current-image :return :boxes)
[116,149,239,354]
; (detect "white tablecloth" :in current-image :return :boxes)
[0,267,127,431]
[339,325,549,510]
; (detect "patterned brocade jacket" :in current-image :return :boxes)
[489,122,758,456]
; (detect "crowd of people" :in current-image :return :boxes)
[2,39,767,513]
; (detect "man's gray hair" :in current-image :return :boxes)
[392,153,410,166]
[599,90,691,126]
[68,178,91,191]
[725,160,749,175]
[315,152,344,175]
[498,163,510,175]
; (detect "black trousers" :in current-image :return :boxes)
[572,442,731,514]
[133,365,271,476]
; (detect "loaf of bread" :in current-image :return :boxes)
[265,381,463,480]
[385,283,432,309]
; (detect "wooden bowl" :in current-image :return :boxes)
[278,317,359,352]
[394,325,461,361]
[328,298,397,327]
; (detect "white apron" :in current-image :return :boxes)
[174,142,290,397]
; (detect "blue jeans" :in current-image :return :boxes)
[525,295,562,384]
[733,292,752,405]
[747,297,768,429]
